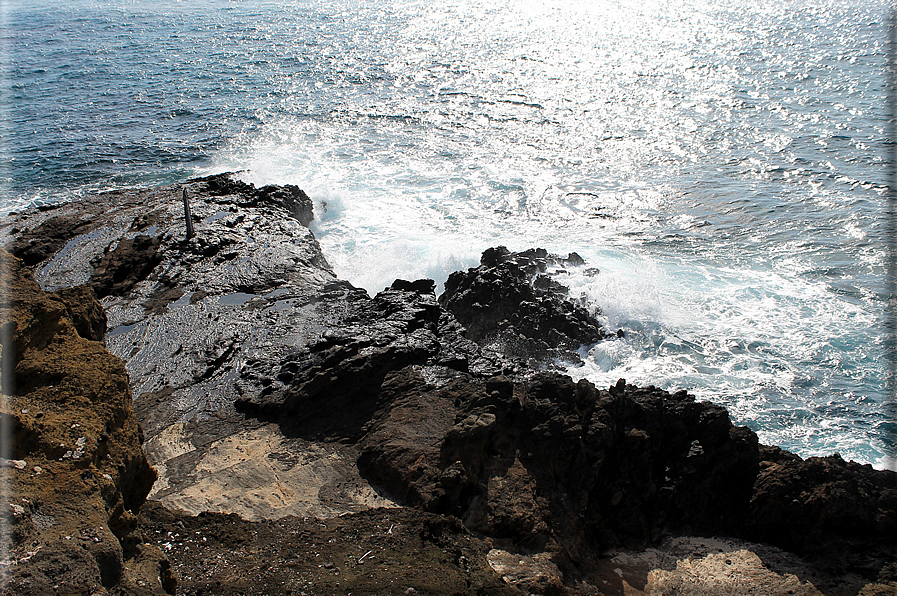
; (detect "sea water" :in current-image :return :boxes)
[5,0,895,468]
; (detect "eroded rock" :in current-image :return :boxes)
[236,280,495,439]
[358,370,760,559]
[745,446,897,580]
[1,174,347,522]
[138,503,521,596]
[0,250,168,594]
[440,247,610,365]
[6,177,897,595]
[642,549,824,596]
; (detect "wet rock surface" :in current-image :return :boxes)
[2,174,351,522]
[235,279,498,439]
[3,174,896,595]
[440,246,610,366]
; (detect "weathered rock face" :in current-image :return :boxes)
[6,212,97,268]
[0,251,169,595]
[5,177,897,595]
[357,369,760,557]
[746,446,897,574]
[0,174,370,521]
[357,366,472,510]
[440,246,610,366]
[236,279,500,439]
[356,368,897,589]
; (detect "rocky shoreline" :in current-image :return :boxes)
[1,174,895,595]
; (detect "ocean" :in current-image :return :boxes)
[5,0,894,469]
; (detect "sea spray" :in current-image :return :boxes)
[6,0,893,467]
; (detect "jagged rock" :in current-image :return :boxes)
[55,284,108,342]
[236,280,498,438]
[440,247,610,365]
[0,175,494,522]
[199,174,314,226]
[359,370,760,558]
[235,281,442,425]
[6,176,897,594]
[359,367,897,585]
[0,251,169,594]
[747,447,897,561]
[0,174,352,520]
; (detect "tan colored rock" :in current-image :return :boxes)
[145,422,396,520]
[487,548,566,595]
[0,250,167,594]
[642,549,822,596]
[858,582,897,596]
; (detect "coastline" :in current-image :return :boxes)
[1,174,895,595]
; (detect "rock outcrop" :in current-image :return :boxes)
[746,446,897,583]
[440,246,609,367]
[1,174,368,522]
[235,279,499,438]
[0,251,170,595]
[3,175,896,595]
[357,368,759,557]
[748,447,897,550]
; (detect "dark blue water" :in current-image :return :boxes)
[5,0,894,468]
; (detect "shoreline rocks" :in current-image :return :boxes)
[440,246,610,368]
[2,174,895,595]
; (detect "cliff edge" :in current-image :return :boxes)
[0,251,171,594]
[2,175,896,595]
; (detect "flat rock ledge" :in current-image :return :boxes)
[2,174,895,596]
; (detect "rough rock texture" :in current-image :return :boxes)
[0,251,170,595]
[1,174,365,521]
[745,446,897,582]
[138,502,522,596]
[357,369,760,556]
[749,447,897,549]
[440,246,610,366]
[235,279,498,438]
[641,549,825,596]
[592,535,857,596]
[5,176,897,595]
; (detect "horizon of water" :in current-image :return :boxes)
[5,0,895,469]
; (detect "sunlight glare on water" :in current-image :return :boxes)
[6,0,894,467]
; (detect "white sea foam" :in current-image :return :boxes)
[9,0,891,465]
[197,0,896,466]
[563,248,887,464]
